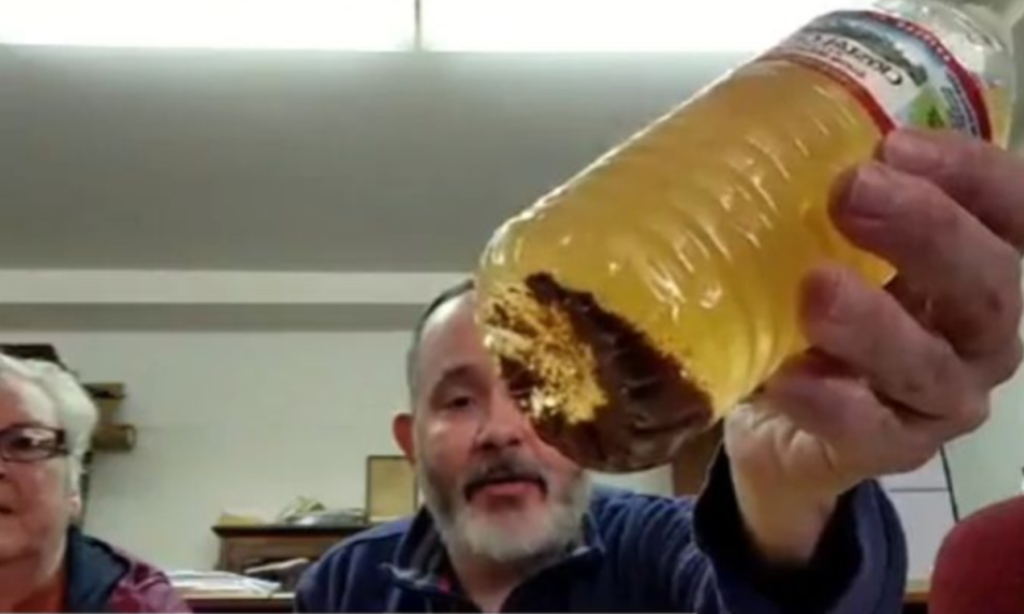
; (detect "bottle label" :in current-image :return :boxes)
[761,10,992,142]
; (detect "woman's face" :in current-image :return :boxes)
[0,380,77,564]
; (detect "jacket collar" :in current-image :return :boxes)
[65,526,128,613]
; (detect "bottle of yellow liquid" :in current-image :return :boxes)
[475,0,1021,472]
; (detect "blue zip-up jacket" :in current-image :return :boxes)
[66,526,190,612]
[296,455,907,613]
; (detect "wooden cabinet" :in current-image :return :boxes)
[213,524,369,575]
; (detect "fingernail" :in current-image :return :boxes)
[882,129,944,174]
[802,267,848,324]
[843,162,896,219]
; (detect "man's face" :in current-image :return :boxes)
[0,379,76,563]
[406,291,590,563]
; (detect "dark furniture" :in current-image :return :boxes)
[213,524,369,575]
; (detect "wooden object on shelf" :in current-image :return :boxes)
[85,383,126,424]
[91,423,138,451]
[365,455,417,523]
[0,343,66,367]
[670,422,724,496]
[84,382,126,398]
[83,382,137,453]
[212,524,369,577]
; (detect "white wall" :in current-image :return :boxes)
[943,188,1024,515]
[881,456,957,581]
[946,343,1024,517]
[0,329,669,571]
[920,143,1024,519]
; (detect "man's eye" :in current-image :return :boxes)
[443,395,474,411]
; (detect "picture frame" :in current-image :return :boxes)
[364,455,418,524]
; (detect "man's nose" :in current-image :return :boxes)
[476,392,529,449]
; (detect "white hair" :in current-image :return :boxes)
[0,353,98,492]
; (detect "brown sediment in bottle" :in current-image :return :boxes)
[482,272,715,472]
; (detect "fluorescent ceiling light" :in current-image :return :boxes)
[422,0,860,53]
[0,0,415,50]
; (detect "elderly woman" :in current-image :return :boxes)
[0,353,188,612]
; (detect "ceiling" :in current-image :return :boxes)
[0,37,1021,273]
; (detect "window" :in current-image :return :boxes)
[420,0,857,53]
[0,0,415,50]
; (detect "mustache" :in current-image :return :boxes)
[462,454,548,499]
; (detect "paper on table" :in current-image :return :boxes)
[168,570,281,597]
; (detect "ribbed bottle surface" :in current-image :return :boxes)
[476,0,1016,471]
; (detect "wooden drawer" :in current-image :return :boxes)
[213,525,369,574]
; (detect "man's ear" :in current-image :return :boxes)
[392,411,416,463]
[68,492,83,521]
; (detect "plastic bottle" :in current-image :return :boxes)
[474,0,1022,472]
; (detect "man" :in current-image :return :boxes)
[0,353,189,612]
[297,129,1024,613]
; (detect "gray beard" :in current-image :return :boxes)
[415,458,592,564]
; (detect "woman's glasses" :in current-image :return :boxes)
[0,424,69,463]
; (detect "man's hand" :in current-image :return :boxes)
[725,129,1024,567]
